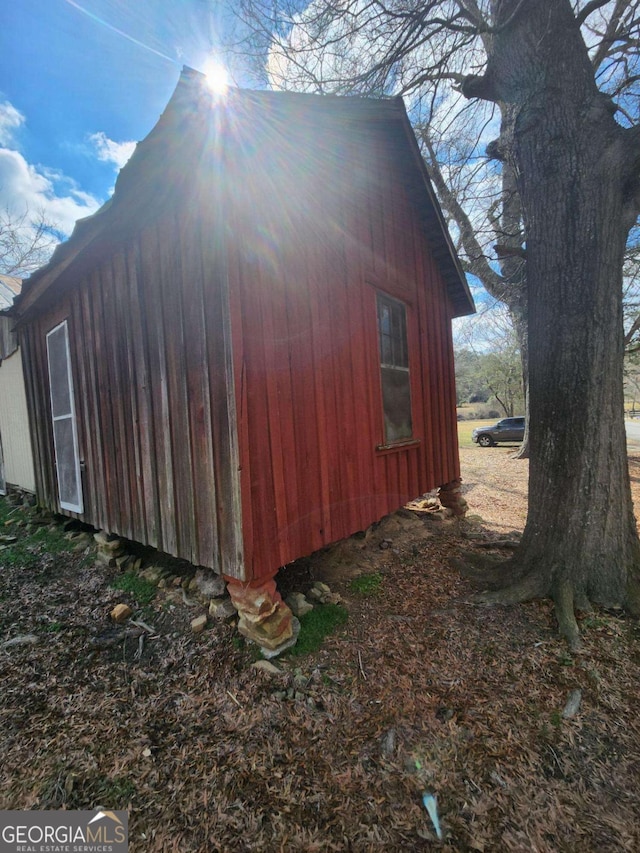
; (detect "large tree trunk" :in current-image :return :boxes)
[508,301,528,459]
[463,0,640,646]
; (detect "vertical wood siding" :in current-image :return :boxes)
[21,103,462,585]
[229,118,461,581]
[22,211,243,578]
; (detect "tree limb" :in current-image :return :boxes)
[577,0,618,28]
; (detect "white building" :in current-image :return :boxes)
[0,274,35,495]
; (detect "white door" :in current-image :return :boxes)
[46,320,83,513]
[0,430,6,495]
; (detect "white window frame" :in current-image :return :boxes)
[46,320,84,513]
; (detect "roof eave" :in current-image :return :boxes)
[393,98,475,319]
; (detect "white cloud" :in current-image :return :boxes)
[88,131,136,169]
[0,101,25,147]
[0,147,101,237]
[0,97,106,246]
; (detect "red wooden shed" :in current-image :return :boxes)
[14,68,473,651]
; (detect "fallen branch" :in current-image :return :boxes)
[226,690,242,708]
[358,650,367,680]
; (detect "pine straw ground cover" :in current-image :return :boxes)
[0,448,639,852]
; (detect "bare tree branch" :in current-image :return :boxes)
[0,208,58,277]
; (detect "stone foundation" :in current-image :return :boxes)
[225,574,297,655]
[437,478,468,517]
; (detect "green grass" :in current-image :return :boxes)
[39,769,136,810]
[349,572,384,596]
[93,775,136,805]
[288,604,348,657]
[0,501,80,567]
[111,570,156,606]
[457,418,495,448]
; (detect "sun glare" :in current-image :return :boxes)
[203,59,229,96]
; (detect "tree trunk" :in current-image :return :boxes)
[511,303,529,459]
[495,106,529,457]
[463,0,640,645]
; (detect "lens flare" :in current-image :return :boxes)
[202,59,229,96]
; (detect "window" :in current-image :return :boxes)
[46,320,83,513]
[376,293,413,444]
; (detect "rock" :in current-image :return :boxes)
[191,614,208,634]
[380,728,397,757]
[140,566,166,585]
[227,576,294,650]
[562,688,582,719]
[307,582,333,604]
[193,568,227,598]
[286,592,314,618]
[307,587,324,603]
[209,597,237,620]
[98,545,125,560]
[94,531,122,550]
[438,478,468,517]
[260,616,301,659]
[66,530,93,544]
[251,659,281,675]
[111,603,132,623]
[292,670,308,689]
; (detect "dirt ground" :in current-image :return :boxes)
[1,447,639,852]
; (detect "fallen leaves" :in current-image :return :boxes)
[0,454,639,851]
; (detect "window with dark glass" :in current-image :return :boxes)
[376,293,412,444]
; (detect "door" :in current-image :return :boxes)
[0,429,5,495]
[46,320,84,513]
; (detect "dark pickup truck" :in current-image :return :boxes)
[472,417,525,447]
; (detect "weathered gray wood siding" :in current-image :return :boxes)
[20,211,244,577]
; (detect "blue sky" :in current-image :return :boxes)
[0,0,242,238]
